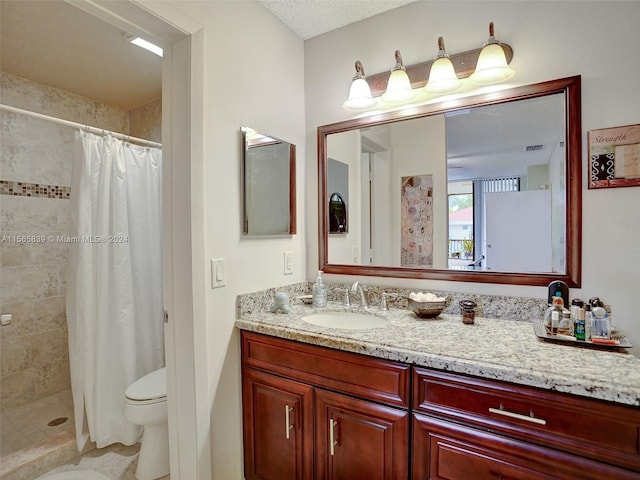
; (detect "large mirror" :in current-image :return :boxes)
[318,76,581,286]
[242,127,296,236]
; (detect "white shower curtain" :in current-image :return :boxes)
[67,131,164,450]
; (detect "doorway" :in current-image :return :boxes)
[0,1,205,478]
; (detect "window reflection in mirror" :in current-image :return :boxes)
[241,127,296,236]
[448,182,475,268]
[318,76,582,287]
[445,95,565,274]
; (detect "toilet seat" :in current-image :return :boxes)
[125,367,166,403]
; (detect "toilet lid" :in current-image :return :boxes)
[125,367,166,401]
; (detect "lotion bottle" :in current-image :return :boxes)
[312,270,327,308]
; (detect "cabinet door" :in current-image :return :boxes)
[413,413,640,480]
[242,368,313,480]
[315,388,409,480]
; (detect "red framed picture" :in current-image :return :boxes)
[588,124,640,189]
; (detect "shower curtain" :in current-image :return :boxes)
[67,131,164,450]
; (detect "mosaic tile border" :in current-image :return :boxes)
[0,180,70,199]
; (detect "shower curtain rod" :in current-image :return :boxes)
[0,103,162,148]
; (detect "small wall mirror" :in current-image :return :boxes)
[241,127,296,236]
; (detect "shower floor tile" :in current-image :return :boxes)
[0,389,74,457]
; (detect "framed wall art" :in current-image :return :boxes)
[400,174,433,267]
[588,123,640,189]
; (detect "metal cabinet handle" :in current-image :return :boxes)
[329,418,338,456]
[489,403,547,425]
[285,405,294,439]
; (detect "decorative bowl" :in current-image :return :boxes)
[407,297,447,319]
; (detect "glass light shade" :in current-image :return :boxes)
[425,57,461,94]
[381,69,414,104]
[469,43,514,84]
[343,78,376,111]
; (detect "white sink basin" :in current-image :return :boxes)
[301,311,387,330]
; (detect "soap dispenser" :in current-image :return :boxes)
[312,270,328,308]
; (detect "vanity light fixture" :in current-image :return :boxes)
[341,21,513,111]
[469,22,514,84]
[381,50,415,104]
[424,37,461,94]
[342,61,377,111]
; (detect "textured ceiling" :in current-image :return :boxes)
[259,0,418,40]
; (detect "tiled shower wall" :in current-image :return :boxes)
[0,72,161,409]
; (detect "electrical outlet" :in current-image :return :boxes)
[352,246,359,263]
[284,251,293,275]
[211,258,226,288]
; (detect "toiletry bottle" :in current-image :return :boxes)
[592,306,609,338]
[312,270,328,308]
[584,304,593,341]
[551,292,563,335]
[570,299,583,323]
[570,299,584,336]
[574,306,585,341]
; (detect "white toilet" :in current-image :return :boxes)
[124,367,169,480]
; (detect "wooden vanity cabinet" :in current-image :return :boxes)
[241,331,410,480]
[412,368,640,480]
[315,388,408,480]
[413,413,640,480]
[242,368,314,480]
[241,331,640,480]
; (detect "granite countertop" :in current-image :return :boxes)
[235,302,640,407]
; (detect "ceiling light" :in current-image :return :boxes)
[424,37,461,94]
[343,61,377,111]
[469,22,514,84]
[128,36,163,57]
[381,50,415,104]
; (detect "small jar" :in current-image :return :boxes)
[459,300,477,324]
[558,311,572,335]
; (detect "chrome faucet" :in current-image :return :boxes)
[350,281,369,308]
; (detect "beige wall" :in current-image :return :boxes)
[130,97,162,143]
[0,72,161,409]
[327,129,360,264]
[389,116,447,268]
[304,1,640,355]
[144,2,307,479]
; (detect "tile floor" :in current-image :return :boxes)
[1,390,75,457]
[1,389,169,479]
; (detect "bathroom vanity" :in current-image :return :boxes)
[237,303,640,480]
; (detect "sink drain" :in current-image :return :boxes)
[47,416,68,427]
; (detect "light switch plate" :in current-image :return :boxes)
[284,251,293,275]
[211,258,226,288]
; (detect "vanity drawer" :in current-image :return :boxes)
[413,413,640,480]
[413,368,640,472]
[241,331,410,407]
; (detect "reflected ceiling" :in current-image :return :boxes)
[446,94,565,181]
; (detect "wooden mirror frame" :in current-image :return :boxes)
[241,127,297,236]
[318,76,582,287]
